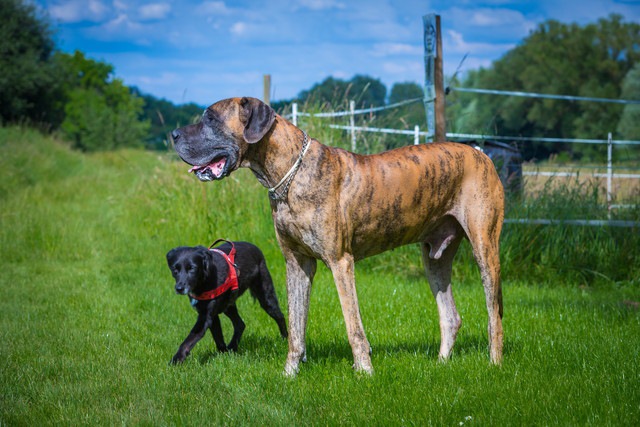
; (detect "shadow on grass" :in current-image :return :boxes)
[192,332,288,365]
[190,329,518,367]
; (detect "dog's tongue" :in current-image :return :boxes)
[188,158,226,181]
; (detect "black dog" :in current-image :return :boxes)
[166,240,287,364]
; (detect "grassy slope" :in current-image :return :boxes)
[1,126,638,425]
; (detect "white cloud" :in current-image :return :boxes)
[297,0,346,11]
[49,0,109,23]
[113,0,129,12]
[138,3,171,21]
[199,1,232,15]
[381,60,421,77]
[136,71,183,86]
[445,30,514,55]
[373,43,422,57]
[447,7,536,39]
[109,13,141,30]
[230,22,248,35]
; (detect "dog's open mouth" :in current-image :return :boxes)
[188,157,227,181]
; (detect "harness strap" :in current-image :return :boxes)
[189,240,239,301]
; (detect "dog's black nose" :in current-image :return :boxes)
[171,129,180,140]
[175,284,187,294]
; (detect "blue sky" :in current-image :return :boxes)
[34,0,640,106]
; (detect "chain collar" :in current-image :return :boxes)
[268,132,310,201]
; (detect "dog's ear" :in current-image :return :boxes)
[240,97,275,144]
[166,248,178,266]
[198,247,215,278]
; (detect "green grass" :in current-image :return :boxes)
[1,126,639,425]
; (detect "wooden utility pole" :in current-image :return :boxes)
[263,74,271,106]
[423,14,446,142]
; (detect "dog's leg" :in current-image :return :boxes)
[224,304,245,352]
[327,254,373,374]
[470,234,503,364]
[283,250,317,377]
[464,212,504,364]
[209,315,227,352]
[252,261,288,338]
[171,314,211,364]
[421,234,463,361]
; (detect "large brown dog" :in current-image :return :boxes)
[171,97,504,376]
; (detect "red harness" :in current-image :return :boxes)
[189,240,239,301]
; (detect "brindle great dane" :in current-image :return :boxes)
[171,97,504,376]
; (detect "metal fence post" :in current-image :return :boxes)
[423,14,436,142]
[292,103,298,127]
[414,125,420,145]
[607,132,613,217]
[350,100,356,152]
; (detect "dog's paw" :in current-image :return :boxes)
[170,353,186,365]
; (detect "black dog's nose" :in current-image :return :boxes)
[175,284,187,294]
[171,129,180,140]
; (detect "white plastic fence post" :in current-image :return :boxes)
[292,103,298,127]
[607,132,613,217]
[350,100,356,152]
[414,125,420,145]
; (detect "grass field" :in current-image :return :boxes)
[1,126,639,425]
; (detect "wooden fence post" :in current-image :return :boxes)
[263,74,271,106]
[423,14,446,142]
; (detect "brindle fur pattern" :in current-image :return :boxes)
[172,97,505,375]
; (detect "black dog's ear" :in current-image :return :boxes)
[167,247,189,266]
[193,246,212,274]
[240,97,275,144]
[166,248,178,266]
[202,250,212,275]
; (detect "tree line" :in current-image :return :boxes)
[1,0,201,151]
[2,0,638,160]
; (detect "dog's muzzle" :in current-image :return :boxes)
[172,129,238,182]
[188,156,229,181]
[175,284,190,295]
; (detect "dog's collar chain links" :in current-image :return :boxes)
[268,132,310,201]
[189,239,239,302]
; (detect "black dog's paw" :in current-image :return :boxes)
[170,353,187,365]
[225,344,238,353]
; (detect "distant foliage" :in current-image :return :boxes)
[0,0,61,126]
[56,51,150,151]
[135,90,203,150]
[297,75,387,108]
[1,0,150,151]
[617,64,640,140]
[450,14,640,161]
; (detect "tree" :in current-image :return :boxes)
[453,14,640,160]
[136,89,203,150]
[56,51,149,151]
[386,82,425,130]
[617,64,640,140]
[298,75,387,108]
[389,82,423,104]
[0,0,62,125]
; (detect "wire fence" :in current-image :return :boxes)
[286,88,640,228]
